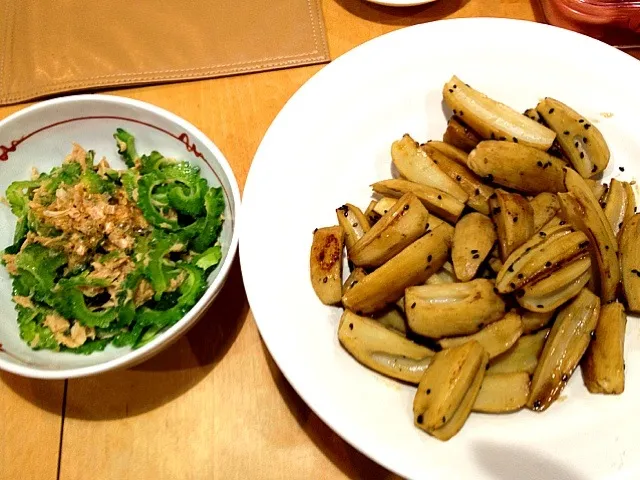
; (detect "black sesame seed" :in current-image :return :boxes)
[574,141,579,148]
[537,160,543,167]
[537,304,544,309]
[449,88,454,93]
[579,119,584,123]
[437,195,442,200]
[592,165,598,173]
[508,265,514,272]
[513,216,519,223]
[563,130,570,135]
[619,222,623,229]
[352,222,358,227]
[323,277,328,283]
[583,137,588,143]
[349,323,353,330]
[471,249,478,254]
[427,255,432,262]
[453,84,457,89]
[540,231,547,237]
[601,202,607,208]
[545,261,552,267]
[442,416,446,423]
[518,273,524,279]
[580,152,585,159]
[620,166,625,172]
[426,388,431,394]
[585,124,591,130]
[456,175,462,181]
[472,253,480,259]
[533,400,542,409]
[559,221,566,225]
[510,282,516,289]
[513,137,518,143]
[403,204,410,211]
[411,302,416,309]
[562,374,569,382]
[605,245,609,250]
[475,188,480,196]
[417,414,423,424]
[548,108,555,114]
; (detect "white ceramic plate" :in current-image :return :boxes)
[0,95,241,379]
[240,18,640,480]
[364,0,438,7]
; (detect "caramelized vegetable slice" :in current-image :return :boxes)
[350,193,429,268]
[586,179,607,203]
[559,191,620,303]
[442,116,482,153]
[602,179,628,238]
[528,288,600,412]
[467,141,566,194]
[520,310,555,334]
[373,307,407,335]
[423,141,468,165]
[338,310,433,384]
[619,214,640,312]
[517,256,592,313]
[452,213,497,282]
[529,193,560,233]
[488,328,549,375]
[310,226,344,305]
[496,218,587,294]
[421,144,494,215]
[472,372,530,413]
[342,223,452,314]
[336,203,370,254]
[391,134,468,203]
[623,182,637,222]
[406,279,506,339]
[371,179,464,224]
[491,189,534,261]
[439,311,523,359]
[442,76,556,150]
[342,267,367,295]
[581,301,626,394]
[372,197,398,217]
[413,341,487,440]
[536,98,610,178]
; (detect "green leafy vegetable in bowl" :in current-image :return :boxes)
[1,130,225,354]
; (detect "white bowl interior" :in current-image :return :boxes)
[0,95,239,377]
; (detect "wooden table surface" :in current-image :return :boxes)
[1,1,638,479]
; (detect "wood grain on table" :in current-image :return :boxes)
[0,1,635,479]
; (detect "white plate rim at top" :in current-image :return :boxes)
[240,18,640,480]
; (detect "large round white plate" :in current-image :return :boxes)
[240,18,640,480]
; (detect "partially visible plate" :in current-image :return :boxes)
[364,0,438,6]
[241,18,640,480]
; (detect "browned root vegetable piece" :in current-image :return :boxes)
[372,197,397,217]
[467,141,566,194]
[423,141,468,165]
[310,226,344,305]
[496,216,582,294]
[585,179,607,203]
[373,307,407,335]
[452,212,497,282]
[364,200,380,226]
[338,310,433,384]
[528,288,600,412]
[406,279,506,339]
[490,189,534,261]
[438,311,523,359]
[564,167,617,251]
[472,372,530,413]
[371,179,464,224]
[442,76,556,150]
[350,193,429,268]
[517,256,591,313]
[558,191,620,303]
[520,309,555,334]
[536,98,610,178]
[391,134,468,203]
[529,193,560,232]
[342,223,452,314]
[619,214,640,313]
[421,143,494,215]
[602,179,628,238]
[581,301,626,394]
[343,267,367,295]
[623,182,637,222]
[488,328,549,375]
[442,116,482,153]
[336,203,370,254]
[413,341,487,441]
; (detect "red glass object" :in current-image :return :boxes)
[538,0,640,48]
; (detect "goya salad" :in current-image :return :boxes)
[1,129,224,353]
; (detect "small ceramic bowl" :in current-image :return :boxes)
[0,95,240,379]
